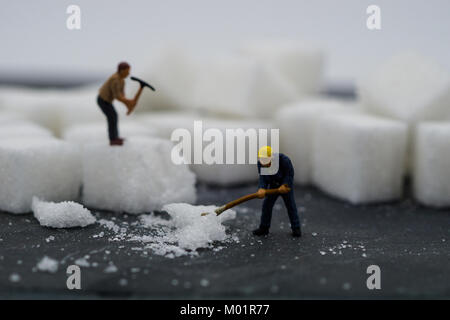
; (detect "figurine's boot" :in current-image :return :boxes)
[252,227,269,236]
[110,138,124,146]
[291,227,302,238]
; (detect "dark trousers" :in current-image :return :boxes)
[260,189,301,230]
[97,96,119,141]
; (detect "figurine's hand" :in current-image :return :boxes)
[125,100,137,115]
[278,184,291,194]
[257,188,266,199]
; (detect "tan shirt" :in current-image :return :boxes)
[98,73,125,103]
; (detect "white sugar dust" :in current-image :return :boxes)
[32,197,96,228]
[125,203,238,258]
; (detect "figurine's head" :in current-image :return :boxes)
[117,61,130,78]
[258,146,272,167]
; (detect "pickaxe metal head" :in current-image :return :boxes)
[130,76,155,91]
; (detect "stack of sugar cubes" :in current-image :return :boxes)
[136,40,326,186]
[0,135,81,214]
[357,52,450,206]
[0,89,81,216]
[137,112,275,186]
[275,51,450,206]
[0,85,134,137]
[2,40,450,219]
[0,84,197,221]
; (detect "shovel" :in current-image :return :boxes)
[200,187,290,217]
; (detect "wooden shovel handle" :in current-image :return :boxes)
[216,187,289,215]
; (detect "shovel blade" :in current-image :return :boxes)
[200,205,227,217]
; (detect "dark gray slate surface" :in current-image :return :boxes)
[0,183,449,299]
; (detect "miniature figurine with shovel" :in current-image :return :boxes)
[202,146,302,238]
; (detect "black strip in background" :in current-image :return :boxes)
[0,300,444,318]
[0,72,356,98]
[0,71,104,89]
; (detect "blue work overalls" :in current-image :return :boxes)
[257,153,300,230]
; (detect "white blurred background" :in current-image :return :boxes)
[1,0,449,86]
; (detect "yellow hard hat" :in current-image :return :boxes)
[258,146,272,165]
[258,146,272,158]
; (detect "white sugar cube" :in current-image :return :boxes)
[139,46,199,111]
[32,197,96,228]
[276,98,360,184]
[413,122,450,207]
[193,55,298,117]
[240,40,324,95]
[0,87,63,134]
[0,122,53,139]
[0,111,27,125]
[82,137,196,214]
[137,111,202,140]
[0,85,122,136]
[190,119,274,186]
[58,86,128,133]
[0,138,81,213]
[62,121,156,146]
[358,52,450,124]
[141,113,274,185]
[313,114,408,204]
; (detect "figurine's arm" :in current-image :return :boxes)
[123,86,145,116]
[111,79,135,109]
[279,156,294,193]
[257,165,268,198]
[116,93,135,109]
